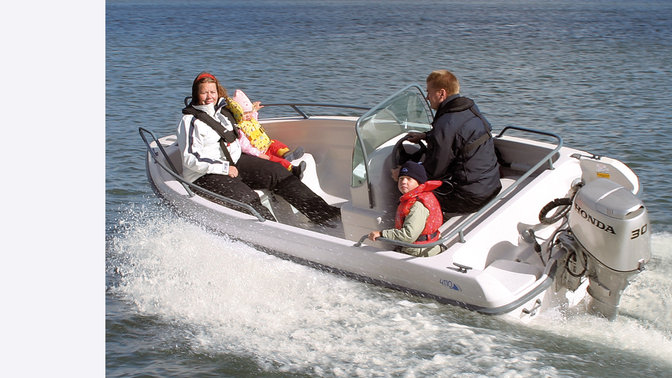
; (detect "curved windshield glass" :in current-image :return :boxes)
[352,85,433,187]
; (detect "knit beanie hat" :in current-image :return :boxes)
[399,161,427,184]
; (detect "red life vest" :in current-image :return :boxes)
[394,180,444,244]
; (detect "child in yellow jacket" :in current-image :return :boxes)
[227,89,305,178]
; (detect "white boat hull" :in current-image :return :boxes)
[141,86,649,322]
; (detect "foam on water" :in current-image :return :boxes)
[107,208,672,376]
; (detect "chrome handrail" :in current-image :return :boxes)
[356,126,563,249]
[182,96,369,119]
[262,103,369,119]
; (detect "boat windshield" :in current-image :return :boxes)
[352,85,433,187]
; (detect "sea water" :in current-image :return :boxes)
[105,0,672,376]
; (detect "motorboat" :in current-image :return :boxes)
[140,85,651,322]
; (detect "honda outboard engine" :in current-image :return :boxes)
[555,178,650,320]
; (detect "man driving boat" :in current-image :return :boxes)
[406,70,501,215]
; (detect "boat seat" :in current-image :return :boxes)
[293,153,348,206]
[441,177,517,226]
[253,153,347,204]
[500,177,516,192]
[254,152,347,224]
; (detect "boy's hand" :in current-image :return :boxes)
[368,231,381,241]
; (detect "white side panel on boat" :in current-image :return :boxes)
[483,260,539,296]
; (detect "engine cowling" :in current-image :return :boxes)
[569,178,650,271]
[564,178,651,319]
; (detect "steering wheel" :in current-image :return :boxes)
[393,133,427,166]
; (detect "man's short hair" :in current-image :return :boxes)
[426,70,460,96]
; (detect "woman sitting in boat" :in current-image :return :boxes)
[368,161,443,257]
[228,89,307,179]
[176,71,341,225]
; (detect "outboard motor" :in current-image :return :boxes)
[554,178,650,320]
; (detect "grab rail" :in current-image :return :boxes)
[182,96,369,119]
[138,127,268,222]
[356,126,563,249]
[262,103,370,119]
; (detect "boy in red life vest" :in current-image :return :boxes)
[368,161,444,257]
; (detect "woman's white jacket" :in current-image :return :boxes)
[177,99,242,183]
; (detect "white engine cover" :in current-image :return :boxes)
[569,178,650,272]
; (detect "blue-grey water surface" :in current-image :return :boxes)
[106,0,672,376]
